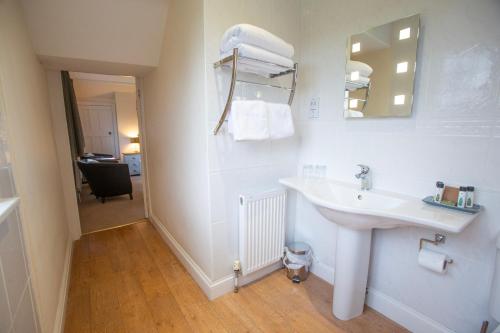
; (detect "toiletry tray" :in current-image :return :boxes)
[422,196,481,214]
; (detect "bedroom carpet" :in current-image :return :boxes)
[78,175,145,234]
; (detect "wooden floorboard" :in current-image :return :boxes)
[64,219,409,333]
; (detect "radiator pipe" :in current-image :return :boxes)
[480,321,488,333]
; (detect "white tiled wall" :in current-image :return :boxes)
[204,0,301,280]
[0,90,38,332]
[295,0,500,332]
[0,213,38,333]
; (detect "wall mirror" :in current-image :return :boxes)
[344,14,420,118]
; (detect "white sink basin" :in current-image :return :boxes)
[280,177,480,321]
[280,177,477,232]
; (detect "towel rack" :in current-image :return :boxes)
[345,81,371,112]
[212,48,298,135]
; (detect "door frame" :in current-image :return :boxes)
[52,74,150,239]
[78,100,121,158]
[135,78,150,218]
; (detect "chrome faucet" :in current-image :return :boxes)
[355,164,371,190]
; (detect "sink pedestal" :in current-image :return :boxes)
[333,226,372,320]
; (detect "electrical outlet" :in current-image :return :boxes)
[309,97,320,119]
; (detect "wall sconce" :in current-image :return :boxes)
[129,137,140,144]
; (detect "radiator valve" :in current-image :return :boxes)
[233,260,241,293]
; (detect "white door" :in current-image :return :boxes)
[79,103,119,156]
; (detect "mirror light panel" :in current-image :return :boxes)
[394,95,405,105]
[399,27,411,40]
[351,42,361,53]
[396,62,408,73]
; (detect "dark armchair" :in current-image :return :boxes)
[77,161,133,203]
[80,153,119,163]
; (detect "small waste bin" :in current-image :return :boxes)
[283,242,312,283]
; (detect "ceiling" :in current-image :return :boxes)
[20,0,169,76]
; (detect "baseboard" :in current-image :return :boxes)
[308,259,453,333]
[52,238,73,333]
[149,214,216,298]
[149,214,282,300]
[366,287,454,333]
[310,260,335,285]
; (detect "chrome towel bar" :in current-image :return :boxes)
[235,79,293,91]
[212,48,298,135]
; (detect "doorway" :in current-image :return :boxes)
[65,72,146,234]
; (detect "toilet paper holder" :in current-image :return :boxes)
[419,234,454,264]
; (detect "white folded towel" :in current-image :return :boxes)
[346,60,373,77]
[233,62,281,77]
[267,103,294,139]
[345,74,370,84]
[228,100,269,141]
[221,24,294,58]
[228,101,294,141]
[344,109,364,118]
[221,43,294,69]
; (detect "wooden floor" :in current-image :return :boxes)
[65,220,408,333]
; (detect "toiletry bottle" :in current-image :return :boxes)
[303,164,313,179]
[434,181,444,203]
[466,186,475,208]
[457,186,467,208]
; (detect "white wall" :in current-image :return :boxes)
[140,0,300,292]
[142,0,213,278]
[115,92,139,155]
[0,1,71,332]
[20,0,169,76]
[204,0,301,281]
[0,54,39,333]
[295,0,500,332]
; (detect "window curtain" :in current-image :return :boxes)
[61,71,85,158]
[61,71,85,196]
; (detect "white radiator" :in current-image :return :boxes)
[238,189,287,275]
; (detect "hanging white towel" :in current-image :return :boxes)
[227,101,294,141]
[344,109,364,118]
[267,103,295,139]
[346,60,373,77]
[228,100,270,141]
[221,24,294,58]
[221,43,294,69]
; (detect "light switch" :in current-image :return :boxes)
[309,97,320,119]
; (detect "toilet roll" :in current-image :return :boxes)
[418,248,449,274]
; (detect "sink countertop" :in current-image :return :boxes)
[279,177,480,233]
